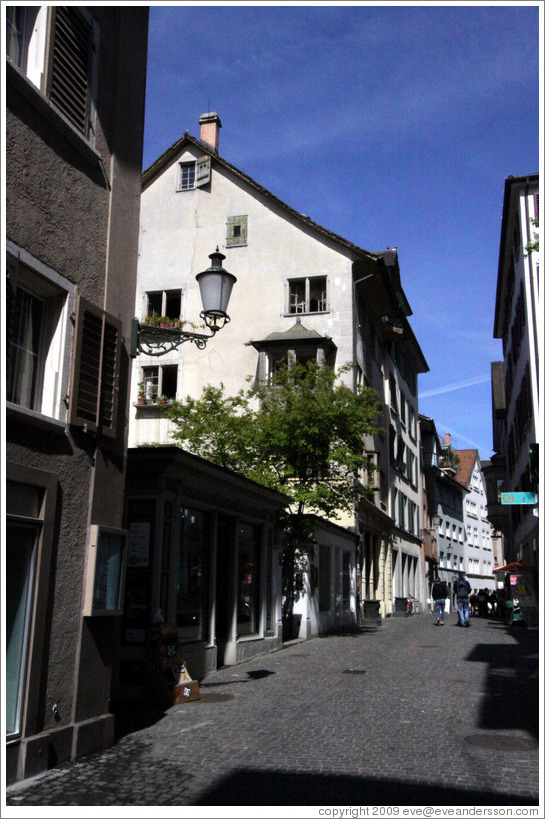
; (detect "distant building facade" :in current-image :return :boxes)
[435,434,466,607]
[486,174,539,570]
[454,450,495,593]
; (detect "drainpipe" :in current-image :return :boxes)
[523,181,539,419]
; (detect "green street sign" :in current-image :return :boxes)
[501,492,538,505]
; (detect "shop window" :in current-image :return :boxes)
[342,552,350,609]
[83,526,128,616]
[319,547,331,612]
[176,509,210,642]
[237,522,260,636]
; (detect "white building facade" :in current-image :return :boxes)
[130,113,429,625]
[454,450,495,593]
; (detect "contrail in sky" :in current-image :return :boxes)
[419,374,490,399]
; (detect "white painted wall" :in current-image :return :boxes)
[131,146,356,447]
[464,457,495,592]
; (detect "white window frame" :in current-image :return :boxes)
[141,364,179,402]
[286,276,329,315]
[6,6,99,144]
[6,247,74,421]
[176,156,211,191]
[145,289,183,321]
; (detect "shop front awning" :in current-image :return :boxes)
[492,562,536,576]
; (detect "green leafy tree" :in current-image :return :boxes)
[164,361,383,628]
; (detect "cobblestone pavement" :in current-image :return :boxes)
[4,613,541,812]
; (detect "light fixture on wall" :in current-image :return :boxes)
[381,316,404,335]
[130,248,236,357]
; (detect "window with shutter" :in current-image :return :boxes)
[177,157,211,191]
[226,215,248,247]
[6,252,71,419]
[195,156,211,187]
[69,297,121,437]
[6,6,98,142]
[45,6,95,136]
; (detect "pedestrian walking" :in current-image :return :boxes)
[489,590,497,615]
[453,573,472,627]
[431,577,448,626]
[469,592,478,615]
[477,588,487,617]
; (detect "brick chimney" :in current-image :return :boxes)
[199,112,222,151]
[444,433,451,447]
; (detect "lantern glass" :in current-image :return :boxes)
[196,250,237,325]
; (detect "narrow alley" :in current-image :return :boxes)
[4,613,539,810]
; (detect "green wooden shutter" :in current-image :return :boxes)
[226,215,248,247]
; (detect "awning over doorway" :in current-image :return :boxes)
[492,562,536,574]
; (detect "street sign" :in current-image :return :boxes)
[501,492,538,505]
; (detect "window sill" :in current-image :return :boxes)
[6,402,67,434]
[134,400,174,409]
[284,310,330,318]
[7,59,102,166]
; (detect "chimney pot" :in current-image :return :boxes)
[199,112,222,152]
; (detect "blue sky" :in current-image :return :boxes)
[143,2,541,460]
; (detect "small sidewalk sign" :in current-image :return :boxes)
[501,492,538,505]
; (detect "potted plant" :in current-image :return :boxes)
[156,395,168,405]
[137,382,147,405]
[142,314,162,327]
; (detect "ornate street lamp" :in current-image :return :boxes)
[130,249,237,357]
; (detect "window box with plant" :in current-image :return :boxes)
[142,315,182,329]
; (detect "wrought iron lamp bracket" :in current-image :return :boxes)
[131,314,231,357]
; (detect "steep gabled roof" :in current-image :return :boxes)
[142,132,378,263]
[453,449,479,489]
[142,129,429,374]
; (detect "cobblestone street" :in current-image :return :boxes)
[4,613,540,812]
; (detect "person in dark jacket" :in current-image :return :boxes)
[453,573,472,627]
[431,577,448,626]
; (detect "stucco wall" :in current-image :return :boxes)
[131,148,357,446]
[5,6,148,782]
